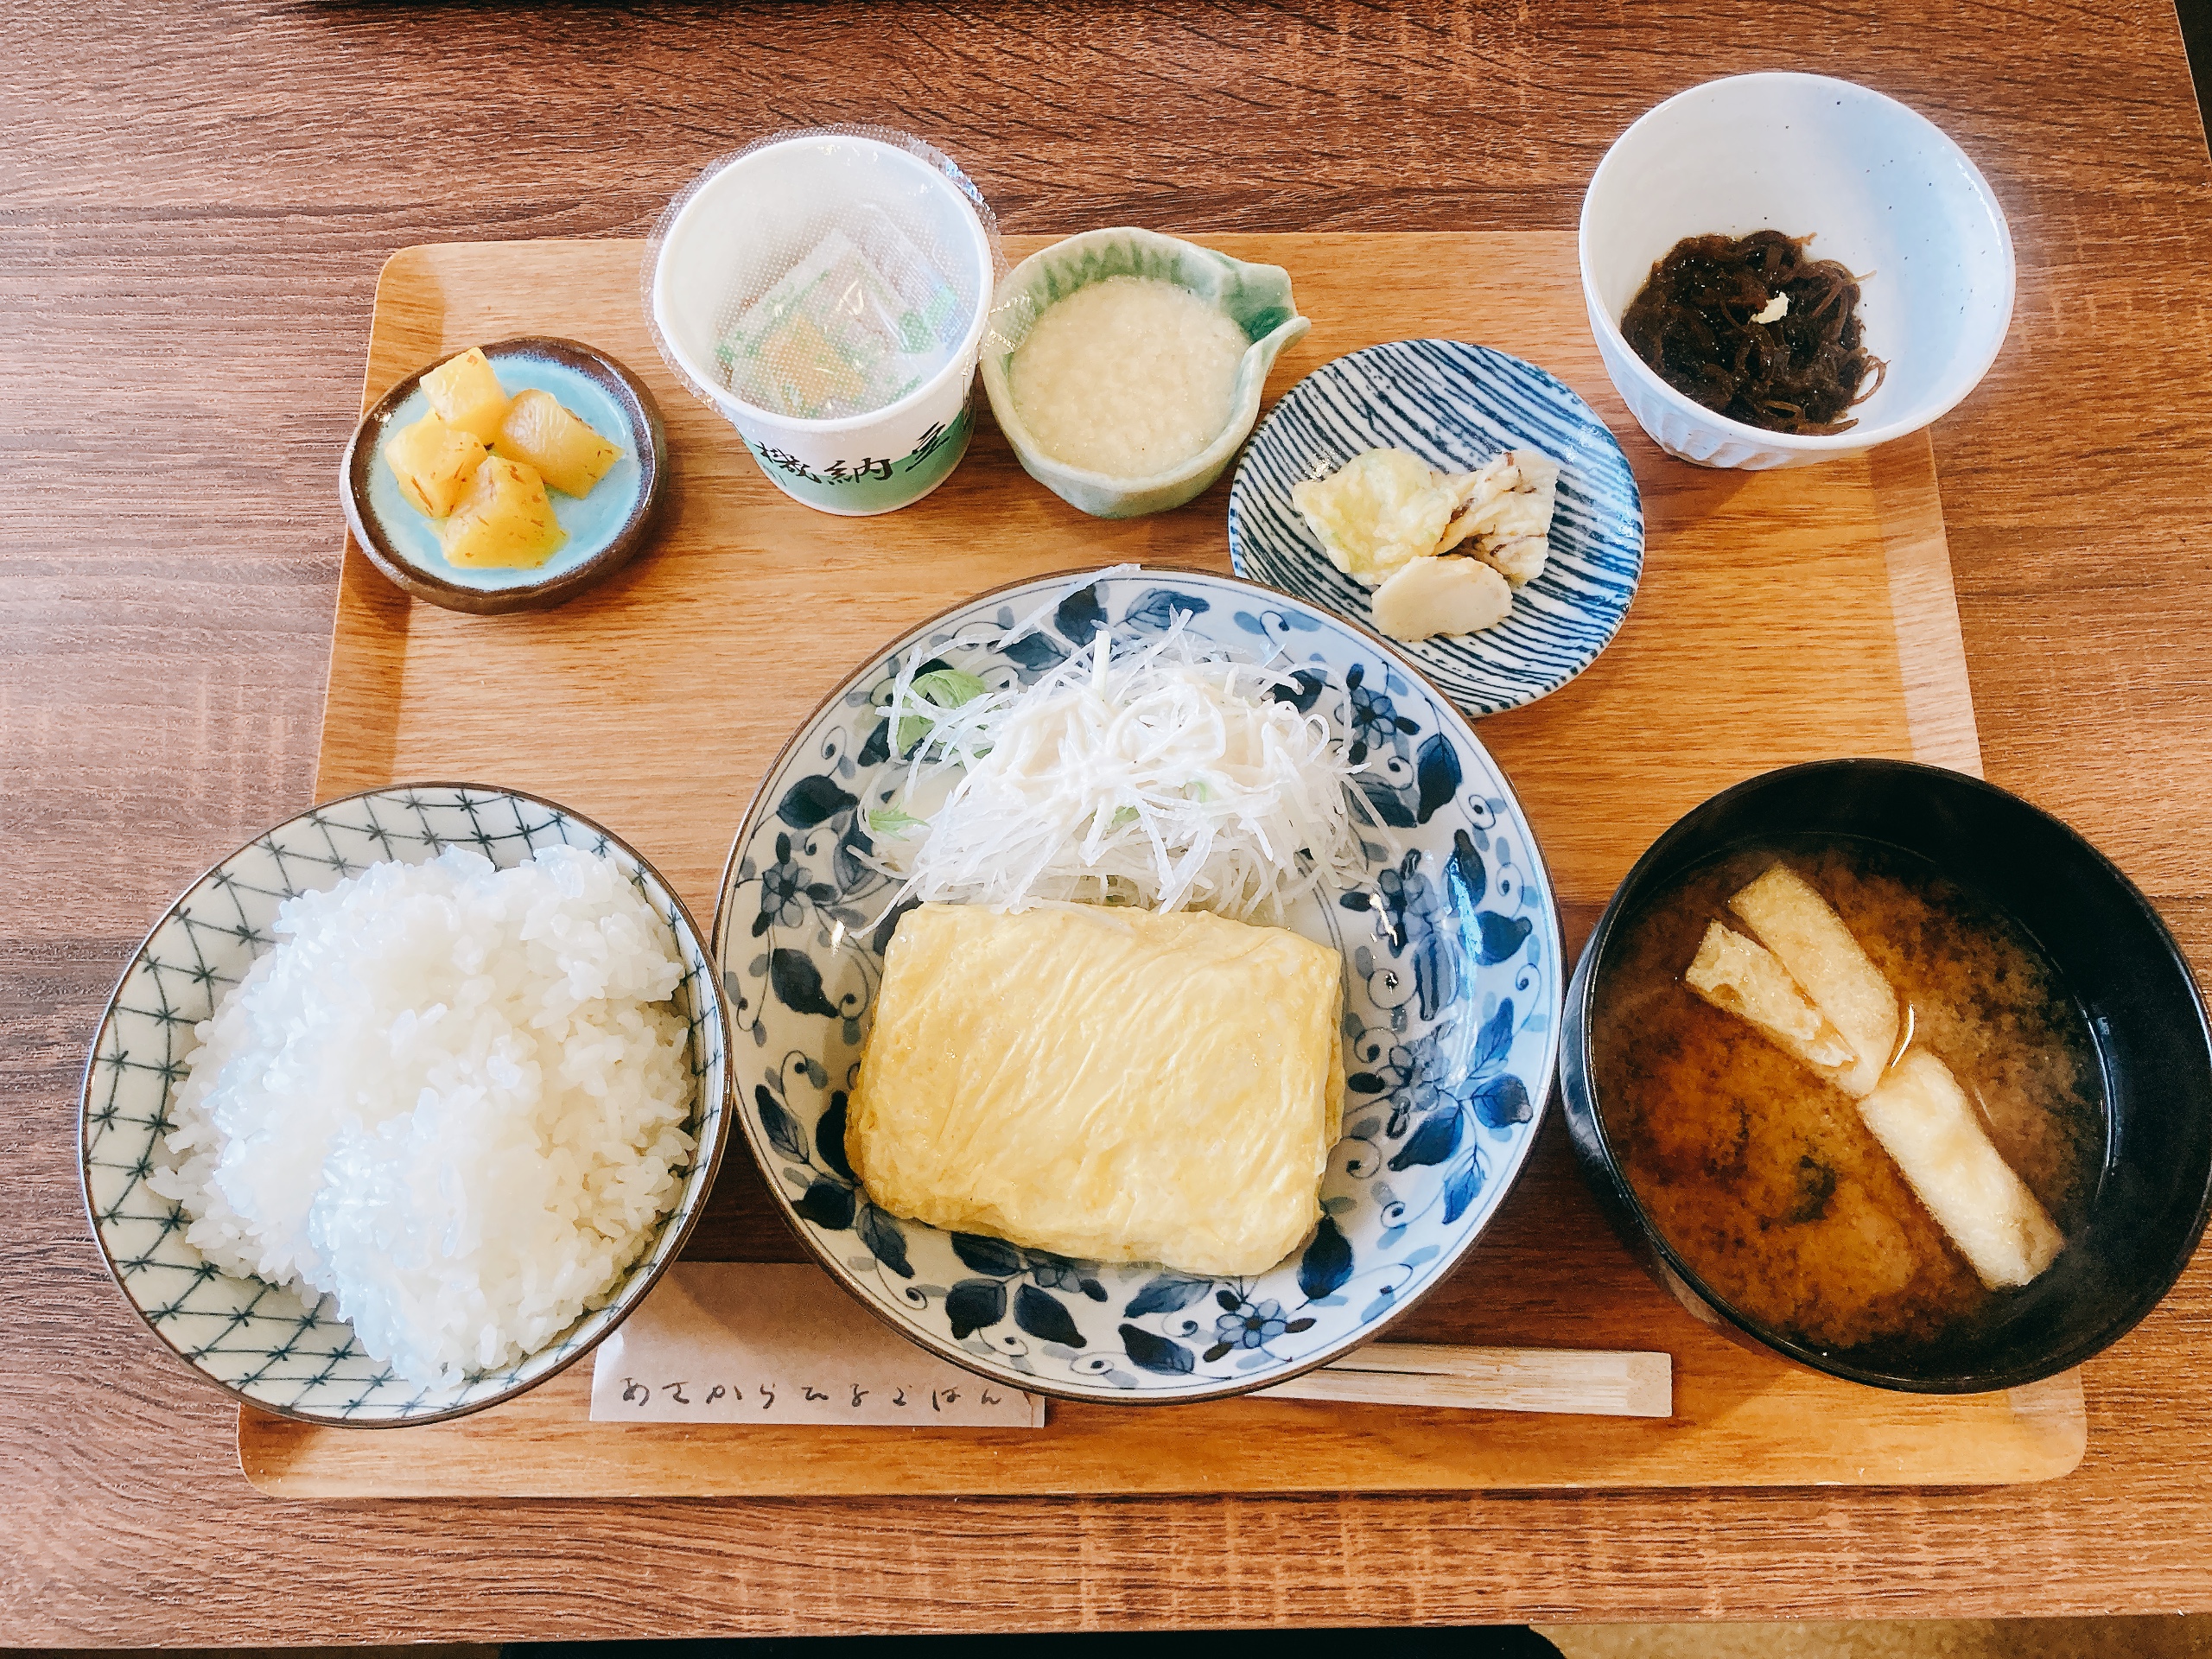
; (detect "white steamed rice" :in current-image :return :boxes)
[149,844,696,1388]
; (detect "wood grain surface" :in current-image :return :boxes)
[238,230,2071,1503]
[239,1357,2082,1499]
[6,0,2212,1643]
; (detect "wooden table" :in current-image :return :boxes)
[7,0,2211,1644]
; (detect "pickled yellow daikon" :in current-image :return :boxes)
[441,455,566,569]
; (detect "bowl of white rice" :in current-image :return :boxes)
[79,784,732,1427]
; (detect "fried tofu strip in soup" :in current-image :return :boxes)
[1727,864,1900,1096]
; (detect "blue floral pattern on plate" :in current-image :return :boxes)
[713,567,1563,1402]
[1229,338,1645,717]
[78,785,731,1426]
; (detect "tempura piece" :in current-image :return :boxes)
[1728,864,1899,1097]
[1437,448,1560,588]
[1684,921,1861,1090]
[1291,448,1459,588]
[1855,1050,2065,1289]
[1370,554,1511,641]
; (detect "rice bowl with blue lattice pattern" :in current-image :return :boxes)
[79,785,731,1427]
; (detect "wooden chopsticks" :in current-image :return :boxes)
[1256,1342,1673,1418]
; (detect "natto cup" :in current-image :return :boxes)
[646,129,1000,516]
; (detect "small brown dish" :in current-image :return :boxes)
[340,335,668,615]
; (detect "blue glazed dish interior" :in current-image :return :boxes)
[712,565,1566,1403]
[361,352,647,594]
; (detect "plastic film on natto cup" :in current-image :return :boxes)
[644,125,1005,515]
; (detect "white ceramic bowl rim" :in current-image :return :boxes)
[649,129,999,435]
[1579,72,2017,453]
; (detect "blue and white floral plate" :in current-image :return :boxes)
[79,784,732,1427]
[1230,339,1644,717]
[713,566,1563,1403]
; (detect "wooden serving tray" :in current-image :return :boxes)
[240,232,2084,1498]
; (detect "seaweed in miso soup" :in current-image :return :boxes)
[1592,839,2106,1352]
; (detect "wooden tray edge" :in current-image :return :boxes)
[1873,437,1983,777]
[236,1364,2085,1500]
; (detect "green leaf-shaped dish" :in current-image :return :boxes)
[981,228,1311,518]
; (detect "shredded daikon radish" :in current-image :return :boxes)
[870,601,1373,921]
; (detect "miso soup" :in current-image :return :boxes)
[1592,838,2106,1352]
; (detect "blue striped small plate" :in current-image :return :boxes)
[1230,339,1644,716]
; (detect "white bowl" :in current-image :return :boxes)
[981,228,1310,518]
[1580,73,2015,469]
